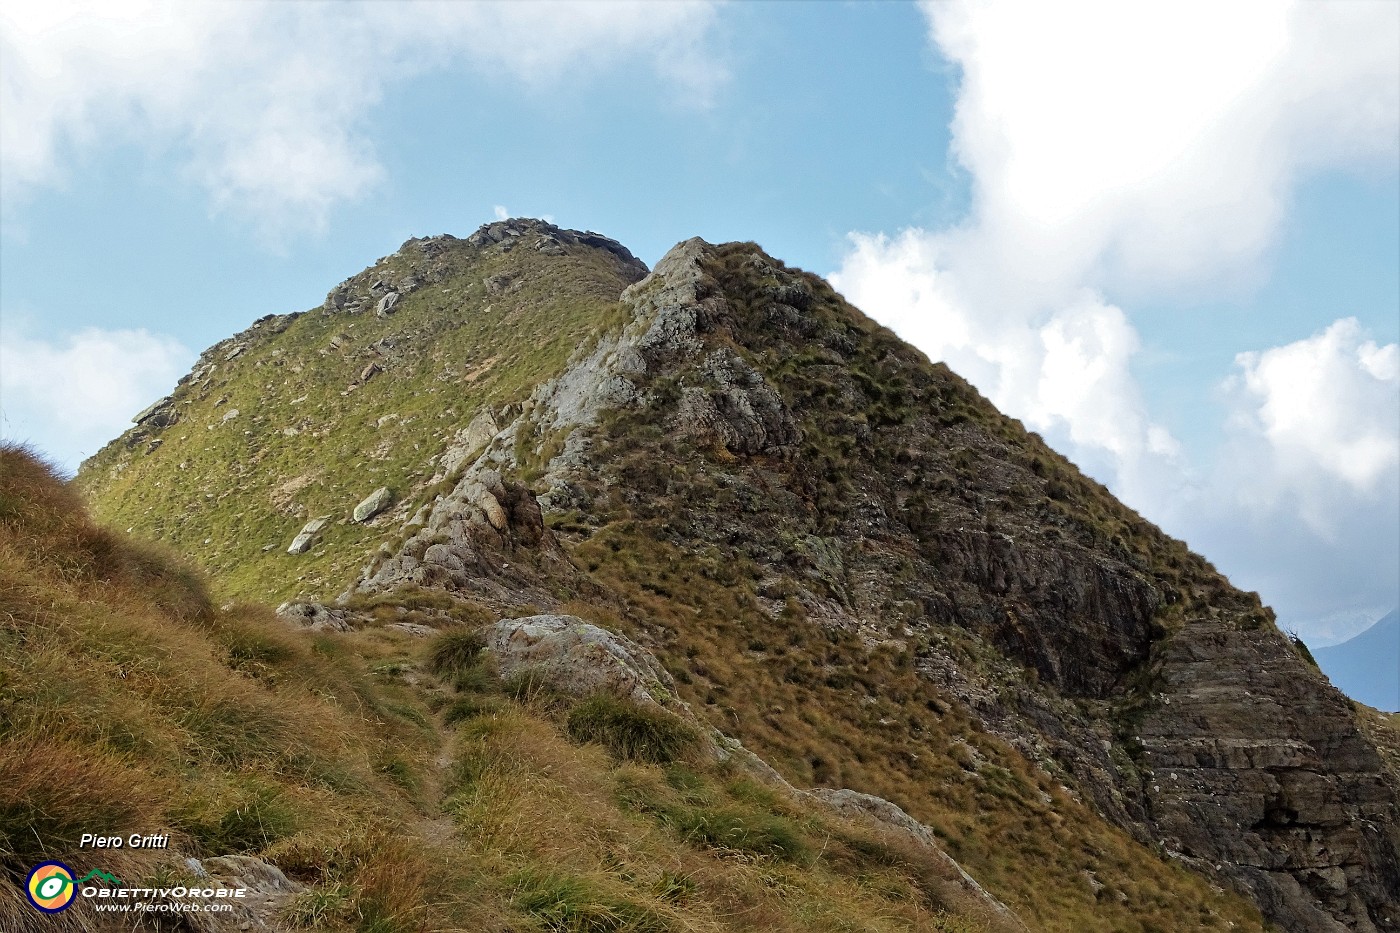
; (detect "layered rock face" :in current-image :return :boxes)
[1139,617,1400,932]
[79,223,1400,931]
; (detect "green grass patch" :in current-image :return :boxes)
[179,782,298,854]
[566,695,696,765]
[282,882,354,928]
[443,695,500,725]
[667,804,808,863]
[510,869,670,933]
[428,629,487,676]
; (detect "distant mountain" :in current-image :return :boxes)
[1317,610,1400,712]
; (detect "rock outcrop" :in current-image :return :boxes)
[354,235,804,602]
[437,410,499,479]
[132,396,177,427]
[354,466,563,611]
[184,855,304,933]
[484,614,681,710]
[276,601,353,633]
[677,349,803,457]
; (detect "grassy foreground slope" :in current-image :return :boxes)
[1,444,1018,933]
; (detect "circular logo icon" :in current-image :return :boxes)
[26,862,77,913]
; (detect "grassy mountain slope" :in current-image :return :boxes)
[4,443,1026,932]
[79,225,642,604]
[73,222,1398,930]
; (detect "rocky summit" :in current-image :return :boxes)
[74,217,1400,932]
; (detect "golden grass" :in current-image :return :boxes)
[2,443,1022,932]
[441,704,1019,933]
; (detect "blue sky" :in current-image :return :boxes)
[1,0,1396,646]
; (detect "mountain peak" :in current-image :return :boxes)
[73,224,1400,931]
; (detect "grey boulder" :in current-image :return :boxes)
[275,601,352,633]
[483,614,679,709]
[287,517,329,555]
[353,487,393,523]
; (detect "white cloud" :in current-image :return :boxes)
[832,0,1399,637]
[1156,320,1399,643]
[832,232,1183,508]
[1031,295,1181,462]
[925,0,1398,304]
[0,322,192,472]
[835,0,1398,486]
[0,1,723,236]
[493,205,510,221]
[1226,318,1399,521]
